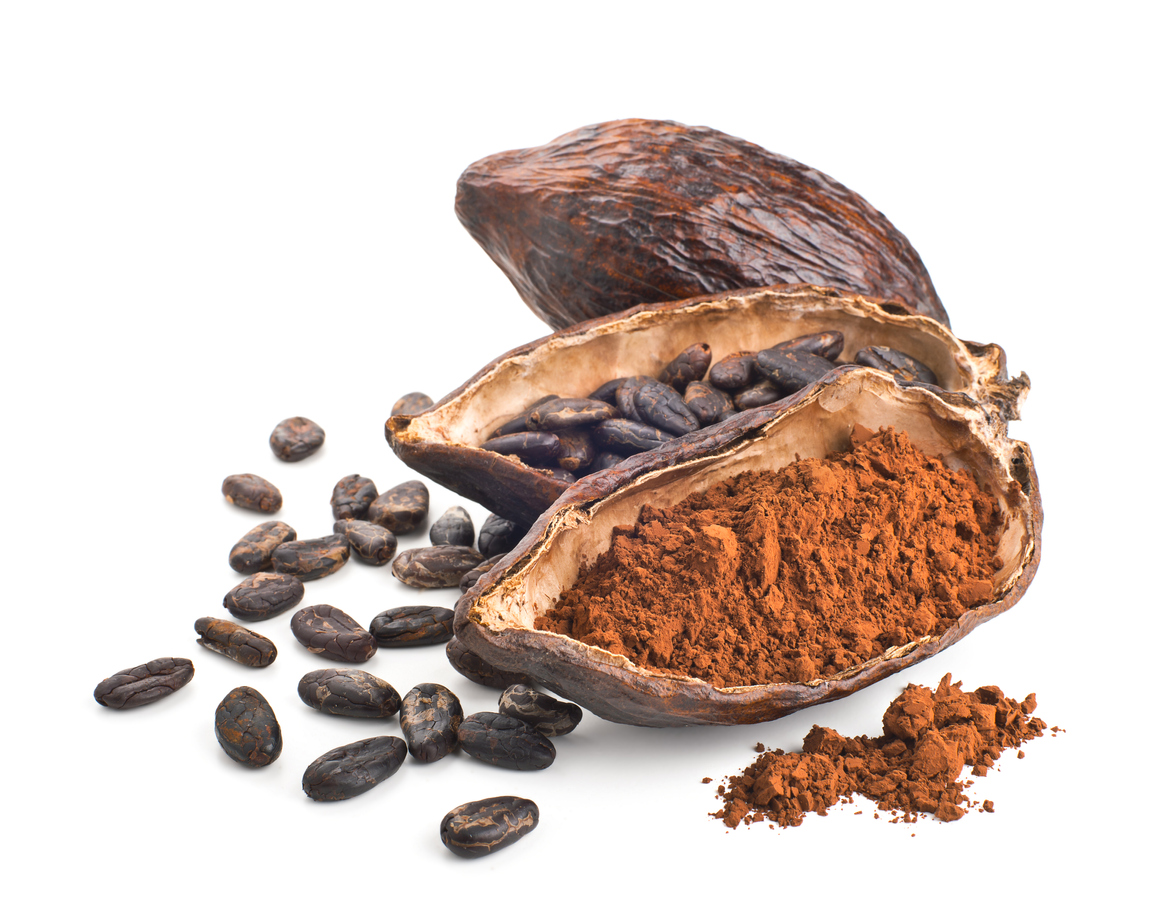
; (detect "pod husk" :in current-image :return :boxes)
[386,285,1028,529]
[453,367,1040,727]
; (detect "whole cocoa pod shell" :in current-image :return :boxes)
[455,119,946,329]
[453,368,1041,727]
[386,285,1026,529]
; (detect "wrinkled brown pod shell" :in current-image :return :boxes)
[455,118,946,329]
[453,368,1041,727]
[387,285,1027,528]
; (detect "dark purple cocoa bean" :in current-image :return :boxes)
[481,431,562,463]
[93,657,194,709]
[460,553,506,593]
[592,450,626,471]
[592,418,671,453]
[430,506,475,547]
[771,329,844,361]
[391,392,434,417]
[754,347,837,394]
[659,342,711,392]
[555,429,595,472]
[478,514,522,558]
[330,474,379,521]
[229,520,296,574]
[615,376,650,421]
[393,546,485,589]
[525,397,616,431]
[221,474,282,513]
[302,736,407,802]
[734,382,782,409]
[367,480,430,534]
[271,534,350,581]
[708,350,757,391]
[684,381,735,426]
[589,378,626,404]
[332,519,397,565]
[194,617,276,667]
[290,604,377,663]
[457,711,556,771]
[446,636,528,689]
[401,683,464,762]
[269,416,325,462]
[440,796,539,858]
[223,572,304,621]
[854,345,938,385]
[369,605,455,646]
[498,684,583,737]
[298,668,401,717]
[214,686,281,768]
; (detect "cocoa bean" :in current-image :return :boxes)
[734,382,782,409]
[94,657,194,709]
[369,605,455,646]
[440,796,539,858]
[446,636,528,689]
[194,617,276,667]
[772,330,844,361]
[659,342,711,392]
[298,668,401,718]
[221,473,282,513]
[592,419,671,453]
[332,519,397,565]
[460,554,506,594]
[634,378,699,436]
[393,546,484,589]
[498,684,584,737]
[302,736,407,802]
[367,480,430,534]
[391,392,434,417]
[593,450,626,470]
[684,382,734,426]
[615,376,649,421]
[855,345,938,385]
[400,683,464,763]
[481,431,561,462]
[708,351,757,391]
[269,416,325,462]
[478,514,522,558]
[290,604,377,663]
[330,473,378,521]
[214,686,281,768]
[429,506,475,547]
[754,347,837,395]
[525,397,616,431]
[457,711,556,771]
[223,572,304,621]
[271,534,350,581]
[228,520,296,574]
[490,395,560,439]
[555,429,595,472]
[589,378,626,404]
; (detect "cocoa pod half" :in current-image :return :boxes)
[455,118,946,329]
[386,285,1026,529]
[453,368,1041,727]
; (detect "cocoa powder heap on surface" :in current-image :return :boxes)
[716,674,1047,829]
[535,428,1002,687]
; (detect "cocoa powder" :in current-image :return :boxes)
[714,674,1049,828]
[535,428,1003,686]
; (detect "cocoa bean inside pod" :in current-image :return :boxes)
[386,286,1027,529]
[453,368,1041,727]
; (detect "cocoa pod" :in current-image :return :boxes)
[387,286,1025,529]
[454,119,946,330]
[453,367,1041,727]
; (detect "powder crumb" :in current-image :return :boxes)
[713,674,1050,829]
[701,777,712,784]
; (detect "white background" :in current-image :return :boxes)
[2,3,1159,898]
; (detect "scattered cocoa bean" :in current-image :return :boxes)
[440,796,539,858]
[290,604,377,663]
[367,480,429,534]
[460,554,506,593]
[332,519,397,565]
[298,668,401,718]
[269,416,325,462]
[478,514,522,558]
[498,684,583,736]
[393,546,484,589]
[330,473,379,521]
[302,736,407,802]
[457,711,556,770]
[93,657,194,709]
[271,534,349,581]
[221,474,282,513]
[214,686,281,768]
[228,520,296,574]
[400,683,464,763]
[391,392,434,417]
[194,617,276,667]
[369,605,455,646]
[223,572,305,621]
[446,636,528,689]
[430,506,475,547]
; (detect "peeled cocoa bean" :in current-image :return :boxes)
[498,684,583,737]
[297,668,401,718]
[855,345,938,385]
[430,506,475,547]
[331,474,378,521]
[290,604,377,663]
[94,657,194,709]
[302,736,407,802]
[223,572,304,621]
[457,711,556,771]
[367,480,429,534]
[440,796,539,859]
[229,520,296,574]
[332,519,397,565]
[391,392,434,417]
[393,546,484,589]
[269,416,325,462]
[659,342,711,392]
[271,534,349,581]
[214,686,281,768]
[400,683,464,762]
[221,474,282,513]
[194,617,277,667]
[369,605,455,646]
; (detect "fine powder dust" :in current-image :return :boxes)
[714,674,1050,828]
[535,428,1003,687]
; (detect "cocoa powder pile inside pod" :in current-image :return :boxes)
[534,428,1003,687]
[714,674,1049,828]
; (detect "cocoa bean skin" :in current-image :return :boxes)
[393,546,484,589]
[330,474,379,521]
[429,506,475,547]
[525,397,616,431]
[684,382,735,426]
[298,668,401,718]
[94,657,194,709]
[271,534,350,581]
[659,342,711,392]
[708,350,757,391]
[440,796,539,858]
[478,514,522,558]
[269,416,325,462]
[194,617,277,667]
[214,686,281,768]
[498,684,583,737]
[481,431,561,462]
[592,419,671,453]
[447,636,528,689]
[222,474,282,513]
[367,480,430,534]
[457,711,556,771]
[223,572,304,621]
[229,520,296,574]
[772,330,844,361]
[460,554,506,593]
[391,392,434,417]
[332,519,397,565]
[400,683,464,763]
[290,604,377,663]
[855,345,938,385]
[754,347,837,395]
[369,605,455,646]
[302,736,407,802]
